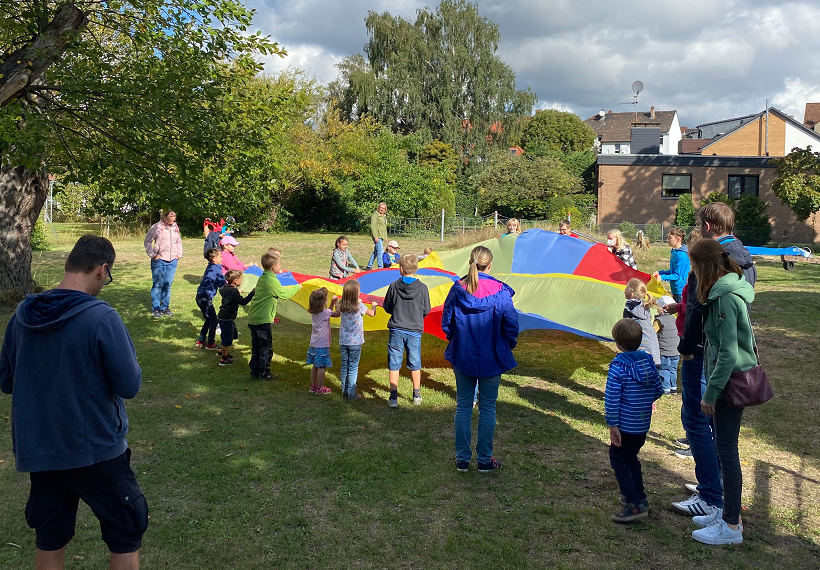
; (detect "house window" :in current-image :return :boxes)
[614,144,622,154]
[662,173,692,198]
[728,175,759,199]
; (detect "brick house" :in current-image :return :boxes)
[596,107,820,243]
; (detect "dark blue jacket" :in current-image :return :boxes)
[441,274,519,377]
[0,290,142,472]
[605,351,663,434]
[658,245,690,295]
[196,262,226,300]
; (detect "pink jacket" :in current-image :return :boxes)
[144,222,183,261]
[220,250,248,274]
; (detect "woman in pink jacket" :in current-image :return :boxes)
[144,210,183,317]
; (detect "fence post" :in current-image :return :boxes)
[494,211,498,229]
[440,209,445,242]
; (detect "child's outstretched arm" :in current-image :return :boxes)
[329,296,341,318]
[365,301,378,317]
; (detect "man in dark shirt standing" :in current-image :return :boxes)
[0,236,147,570]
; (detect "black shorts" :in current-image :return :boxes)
[25,449,148,553]
[218,319,236,347]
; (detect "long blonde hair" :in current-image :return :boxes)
[339,280,362,313]
[608,229,627,251]
[690,240,743,305]
[462,245,493,294]
[624,278,657,309]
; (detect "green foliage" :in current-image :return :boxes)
[472,152,582,218]
[772,147,820,222]
[419,140,459,185]
[30,218,50,251]
[701,192,735,208]
[646,223,663,243]
[618,221,637,238]
[526,147,597,193]
[734,195,772,246]
[520,110,596,154]
[675,194,696,226]
[330,0,535,156]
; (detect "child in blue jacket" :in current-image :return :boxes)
[606,318,663,523]
[653,227,690,302]
[196,248,226,349]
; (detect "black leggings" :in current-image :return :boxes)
[714,399,745,525]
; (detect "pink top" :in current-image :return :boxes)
[221,250,247,274]
[310,309,333,348]
[461,273,503,298]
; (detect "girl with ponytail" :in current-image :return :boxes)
[441,246,519,473]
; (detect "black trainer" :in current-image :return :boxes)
[218,357,232,366]
[455,460,469,473]
[619,495,649,508]
[478,458,502,473]
[162,309,174,317]
[612,504,648,523]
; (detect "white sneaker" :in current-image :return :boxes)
[684,483,699,494]
[693,507,723,528]
[692,518,743,545]
[413,396,422,406]
[388,397,398,408]
[671,493,720,517]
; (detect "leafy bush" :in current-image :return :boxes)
[675,194,695,226]
[701,192,735,208]
[645,223,662,243]
[30,218,50,251]
[618,221,636,239]
[520,109,596,154]
[734,195,771,246]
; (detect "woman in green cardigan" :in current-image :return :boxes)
[688,239,756,546]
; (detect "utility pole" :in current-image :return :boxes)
[765,99,769,157]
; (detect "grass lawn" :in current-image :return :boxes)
[2,232,819,569]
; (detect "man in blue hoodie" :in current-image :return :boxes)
[0,236,146,569]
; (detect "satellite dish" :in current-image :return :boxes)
[598,109,606,117]
[632,81,644,95]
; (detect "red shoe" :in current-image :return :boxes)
[309,386,317,394]
[315,386,331,395]
[273,318,281,324]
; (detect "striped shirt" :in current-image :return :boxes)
[605,351,663,434]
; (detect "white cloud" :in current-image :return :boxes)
[772,78,820,121]
[537,101,575,114]
[258,44,342,85]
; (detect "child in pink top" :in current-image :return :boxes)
[220,236,256,274]
[306,288,339,395]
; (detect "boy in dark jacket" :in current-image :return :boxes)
[655,296,680,395]
[217,270,255,366]
[196,248,226,349]
[606,318,663,523]
[382,254,430,407]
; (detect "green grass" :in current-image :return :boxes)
[2,232,820,569]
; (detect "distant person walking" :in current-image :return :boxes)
[365,202,388,270]
[0,236,147,569]
[144,210,183,317]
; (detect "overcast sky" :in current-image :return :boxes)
[247,0,820,128]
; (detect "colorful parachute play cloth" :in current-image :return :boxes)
[241,229,665,341]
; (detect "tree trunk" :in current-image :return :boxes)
[0,163,49,298]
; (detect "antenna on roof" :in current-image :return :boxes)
[619,81,644,121]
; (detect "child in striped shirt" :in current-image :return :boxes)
[606,318,663,524]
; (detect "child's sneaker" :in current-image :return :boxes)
[309,386,317,394]
[195,340,205,348]
[316,386,331,395]
[674,448,694,459]
[612,504,648,523]
[671,388,678,395]
[478,457,502,473]
[347,393,362,401]
[151,309,163,318]
[455,460,469,473]
[205,343,220,350]
[388,397,398,408]
[619,495,649,508]
[691,518,742,545]
[675,437,690,449]
[218,357,232,366]
[693,507,724,528]
[413,396,422,406]
[671,493,720,517]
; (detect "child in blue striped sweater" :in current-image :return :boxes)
[606,318,664,523]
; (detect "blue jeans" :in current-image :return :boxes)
[340,344,363,396]
[367,238,384,269]
[454,370,501,464]
[387,330,422,371]
[150,259,178,311]
[680,355,723,508]
[659,355,680,392]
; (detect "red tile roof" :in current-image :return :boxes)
[804,103,820,129]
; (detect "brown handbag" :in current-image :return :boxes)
[725,347,773,408]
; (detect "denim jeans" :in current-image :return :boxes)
[680,355,723,507]
[150,259,178,311]
[196,296,218,345]
[659,355,680,392]
[609,431,647,507]
[248,323,272,378]
[367,238,384,269]
[387,330,422,371]
[714,399,744,525]
[340,344,363,396]
[454,370,501,464]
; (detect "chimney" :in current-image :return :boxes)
[608,110,613,113]
[650,106,656,120]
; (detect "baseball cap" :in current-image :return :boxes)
[220,236,239,246]
[387,240,400,249]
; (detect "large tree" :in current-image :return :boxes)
[772,146,820,223]
[520,109,597,154]
[0,1,282,295]
[329,0,535,159]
